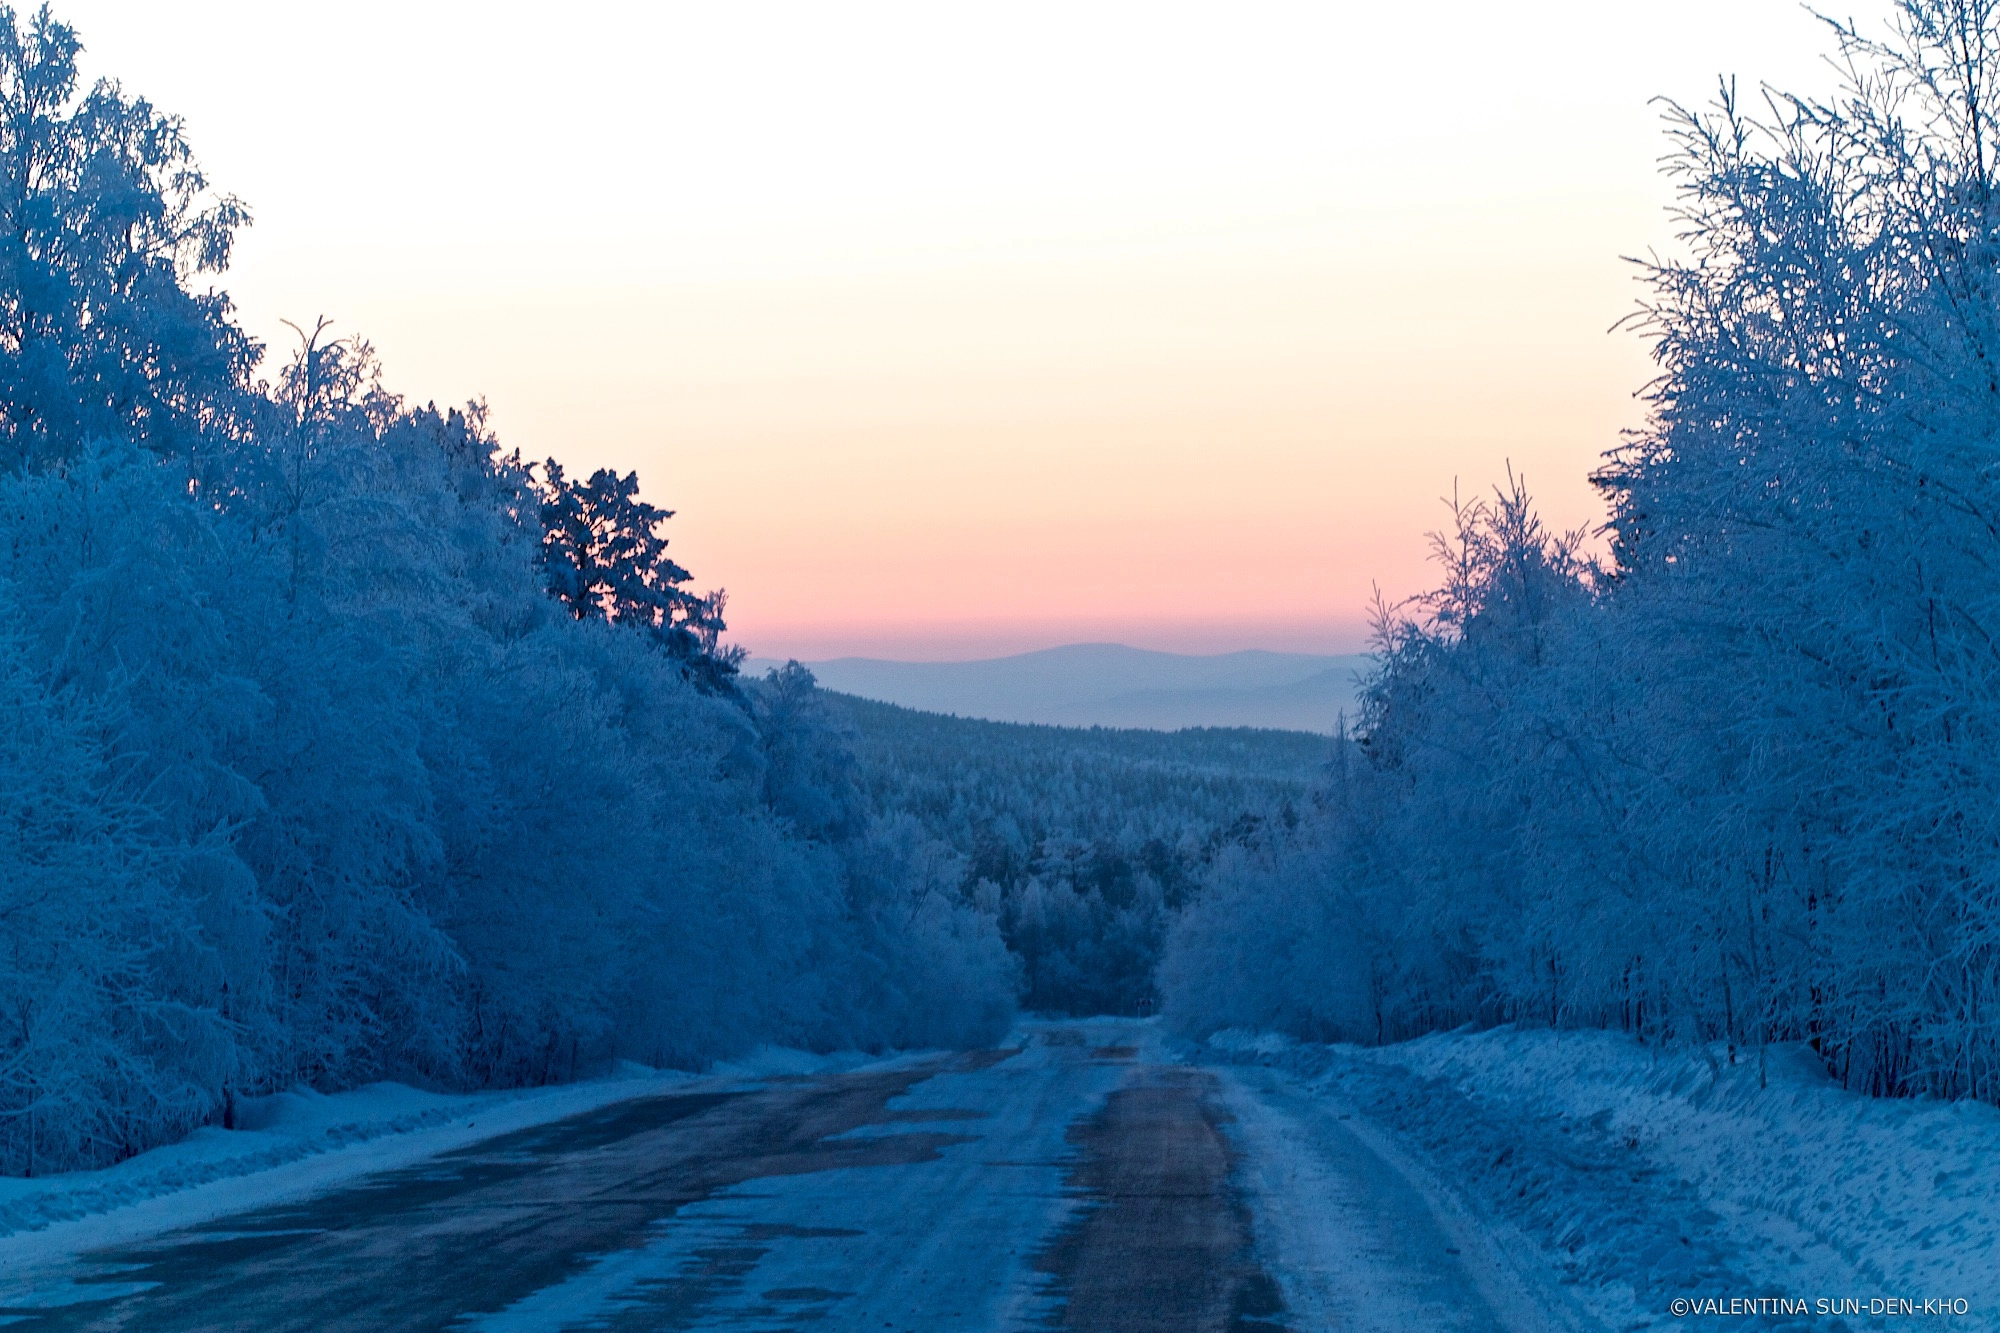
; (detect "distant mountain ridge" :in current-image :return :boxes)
[743,643,1369,734]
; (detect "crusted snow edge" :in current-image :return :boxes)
[1201,1026,2000,1330]
[0,1046,926,1278]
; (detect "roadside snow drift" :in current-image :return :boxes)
[1207,1026,1999,1330]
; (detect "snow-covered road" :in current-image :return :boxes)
[0,1020,1584,1331]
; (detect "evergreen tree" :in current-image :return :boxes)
[532,461,737,690]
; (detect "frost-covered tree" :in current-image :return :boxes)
[0,4,254,475]
[0,4,1013,1174]
[1163,1,2000,1108]
[822,692,1323,1014]
[0,588,232,1174]
[1584,0,2000,1096]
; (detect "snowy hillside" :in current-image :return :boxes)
[821,693,1330,1015]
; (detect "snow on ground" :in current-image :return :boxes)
[1203,1026,1997,1331]
[1218,1062,1590,1333]
[0,1047,897,1281]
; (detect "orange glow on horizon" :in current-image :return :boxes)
[50,0,1877,660]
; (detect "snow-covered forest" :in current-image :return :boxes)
[823,694,1326,1014]
[22,0,2000,1194]
[0,7,1012,1176]
[1166,0,2000,1108]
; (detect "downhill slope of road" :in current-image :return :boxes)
[0,1021,1585,1333]
[743,644,1370,733]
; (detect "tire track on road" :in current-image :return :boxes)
[1037,1058,1285,1333]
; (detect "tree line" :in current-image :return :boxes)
[0,6,1011,1176]
[824,694,1326,1014]
[1166,0,2000,1107]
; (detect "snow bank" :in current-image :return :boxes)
[0,1047,894,1278]
[1214,1028,1999,1330]
[1387,1030,1998,1313]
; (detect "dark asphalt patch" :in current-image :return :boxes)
[761,1285,850,1301]
[954,1046,1029,1071]
[1036,1067,1287,1333]
[739,1222,865,1241]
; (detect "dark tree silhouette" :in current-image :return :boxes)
[532,460,739,690]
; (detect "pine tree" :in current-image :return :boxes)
[531,461,738,690]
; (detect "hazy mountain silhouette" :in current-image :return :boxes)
[744,644,1368,733]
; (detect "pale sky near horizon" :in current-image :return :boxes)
[59,1,1882,659]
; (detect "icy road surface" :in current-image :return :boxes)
[0,1021,1584,1331]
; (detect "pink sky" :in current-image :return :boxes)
[56,0,1871,661]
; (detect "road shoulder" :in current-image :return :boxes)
[1216,1059,1593,1333]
